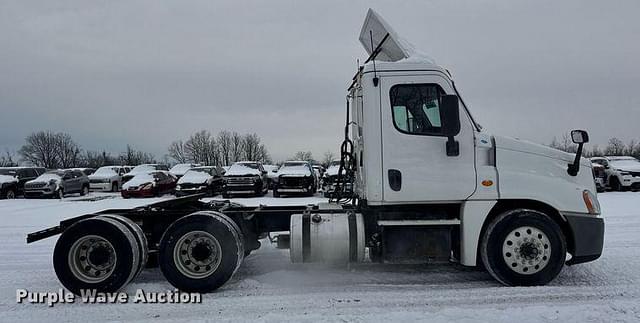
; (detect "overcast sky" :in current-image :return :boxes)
[1,0,638,162]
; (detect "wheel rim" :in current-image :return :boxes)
[173,231,222,279]
[6,190,15,199]
[68,235,117,283]
[502,226,551,275]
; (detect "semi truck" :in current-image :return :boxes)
[26,9,604,294]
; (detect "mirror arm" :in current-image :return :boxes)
[567,143,584,176]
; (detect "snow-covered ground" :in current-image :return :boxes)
[0,192,639,322]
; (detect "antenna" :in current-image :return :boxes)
[369,30,379,87]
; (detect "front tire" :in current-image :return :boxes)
[53,217,140,294]
[610,177,622,191]
[4,188,16,199]
[80,185,89,196]
[56,188,64,199]
[158,212,244,293]
[480,209,566,286]
[112,182,119,192]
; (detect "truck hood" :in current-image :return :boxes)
[0,175,18,184]
[493,135,589,166]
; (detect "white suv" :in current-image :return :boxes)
[88,166,128,192]
[591,156,640,191]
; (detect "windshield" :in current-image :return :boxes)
[226,163,261,175]
[236,163,259,169]
[36,172,63,181]
[279,162,311,175]
[93,167,118,176]
[130,165,157,173]
[0,169,17,176]
[185,168,212,175]
[610,159,640,170]
[170,164,196,174]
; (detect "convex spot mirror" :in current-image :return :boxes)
[571,130,589,144]
[440,95,461,137]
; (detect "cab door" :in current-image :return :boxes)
[380,73,477,202]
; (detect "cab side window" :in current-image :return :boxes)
[390,84,444,136]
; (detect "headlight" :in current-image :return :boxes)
[582,190,600,215]
[140,183,154,190]
[176,185,182,190]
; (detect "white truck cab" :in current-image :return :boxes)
[339,9,603,284]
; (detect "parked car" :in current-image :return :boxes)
[263,164,279,189]
[591,163,606,193]
[88,166,128,192]
[591,156,640,191]
[24,169,90,199]
[312,164,325,178]
[121,171,177,198]
[121,164,169,183]
[222,161,268,198]
[175,166,225,197]
[169,163,201,179]
[0,167,46,199]
[272,161,318,197]
[322,160,353,198]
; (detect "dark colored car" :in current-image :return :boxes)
[121,171,177,198]
[175,166,225,197]
[322,160,354,198]
[222,161,268,198]
[121,164,170,183]
[24,169,90,199]
[0,167,46,199]
[272,161,318,197]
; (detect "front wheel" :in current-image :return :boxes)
[480,209,566,286]
[610,177,622,191]
[4,188,16,199]
[80,185,89,196]
[56,188,64,199]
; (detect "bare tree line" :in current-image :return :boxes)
[168,130,271,166]
[14,131,157,169]
[550,134,640,159]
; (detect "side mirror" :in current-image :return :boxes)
[567,129,589,176]
[571,130,589,144]
[440,95,461,137]
[440,95,461,156]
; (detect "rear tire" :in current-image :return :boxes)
[56,188,64,199]
[158,212,244,293]
[99,214,148,279]
[273,189,280,197]
[480,209,566,286]
[112,182,119,192]
[53,217,140,294]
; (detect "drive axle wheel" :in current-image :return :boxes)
[480,209,566,286]
[53,217,140,294]
[159,212,244,293]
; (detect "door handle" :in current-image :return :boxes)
[388,169,402,191]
